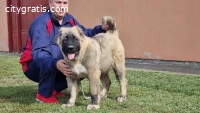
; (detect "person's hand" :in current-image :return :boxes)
[56,59,73,76]
[102,23,110,31]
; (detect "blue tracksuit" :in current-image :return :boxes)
[19,10,105,97]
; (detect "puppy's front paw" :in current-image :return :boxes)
[87,104,100,110]
[61,103,75,108]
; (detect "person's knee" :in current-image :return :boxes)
[33,58,57,74]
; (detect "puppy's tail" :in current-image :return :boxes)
[102,16,117,34]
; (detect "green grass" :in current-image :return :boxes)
[0,53,200,113]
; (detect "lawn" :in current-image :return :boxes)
[0,53,200,113]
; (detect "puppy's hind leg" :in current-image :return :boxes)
[112,62,127,102]
[100,71,111,99]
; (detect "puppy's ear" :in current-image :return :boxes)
[75,26,84,37]
[57,27,64,45]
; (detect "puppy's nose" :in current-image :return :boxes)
[68,45,74,50]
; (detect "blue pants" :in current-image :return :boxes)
[24,60,67,98]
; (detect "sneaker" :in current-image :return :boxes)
[36,92,58,104]
[53,89,65,97]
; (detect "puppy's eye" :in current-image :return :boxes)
[65,36,68,39]
[63,40,67,43]
[74,38,78,41]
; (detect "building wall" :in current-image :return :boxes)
[0,0,8,51]
[69,0,200,62]
[2,0,200,62]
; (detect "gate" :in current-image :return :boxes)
[7,0,49,53]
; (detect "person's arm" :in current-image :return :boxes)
[72,18,106,37]
[30,28,58,72]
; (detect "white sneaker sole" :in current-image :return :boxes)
[36,98,58,103]
[36,98,43,103]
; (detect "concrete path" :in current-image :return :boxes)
[125,59,200,75]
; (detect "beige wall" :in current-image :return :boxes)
[69,0,200,62]
[0,0,8,51]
